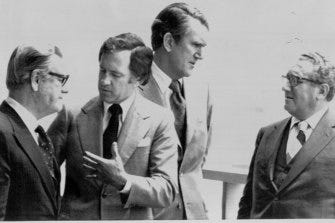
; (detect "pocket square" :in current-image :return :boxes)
[137,137,151,147]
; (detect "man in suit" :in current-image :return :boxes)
[0,44,70,220]
[60,33,179,220]
[238,52,335,218]
[138,2,213,220]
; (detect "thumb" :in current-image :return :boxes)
[111,142,119,158]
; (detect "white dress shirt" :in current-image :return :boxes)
[152,61,183,109]
[102,92,135,133]
[286,106,328,160]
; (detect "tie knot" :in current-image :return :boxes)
[108,104,122,115]
[35,125,46,136]
[169,80,182,93]
[296,121,309,132]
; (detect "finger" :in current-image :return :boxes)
[82,163,96,172]
[111,142,119,158]
[84,151,104,163]
[83,155,99,168]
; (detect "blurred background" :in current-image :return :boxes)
[1,0,335,219]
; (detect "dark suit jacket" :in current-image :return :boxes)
[139,74,213,220]
[0,101,62,220]
[60,92,178,220]
[238,109,335,218]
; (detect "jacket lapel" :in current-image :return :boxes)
[78,97,104,156]
[138,75,167,107]
[117,93,150,165]
[183,79,196,147]
[278,109,335,193]
[0,101,58,211]
[264,118,291,191]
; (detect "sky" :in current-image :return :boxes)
[1,0,335,167]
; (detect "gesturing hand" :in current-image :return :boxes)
[83,142,128,190]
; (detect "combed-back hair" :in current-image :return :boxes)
[300,52,335,101]
[151,2,209,51]
[6,44,62,90]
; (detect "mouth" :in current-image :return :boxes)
[189,61,196,66]
[285,95,294,100]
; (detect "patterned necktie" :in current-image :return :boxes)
[286,121,308,164]
[103,104,122,159]
[35,125,55,178]
[296,121,308,145]
[169,80,186,149]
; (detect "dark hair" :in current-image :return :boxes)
[151,2,209,51]
[99,33,153,85]
[6,44,62,90]
[301,52,335,101]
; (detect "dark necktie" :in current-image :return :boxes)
[296,121,307,145]
[35,125,55,178]
[103,104,122,159]
[169,80,186,149]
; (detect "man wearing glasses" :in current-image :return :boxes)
[0,44,69,220]
[238,52,335,219]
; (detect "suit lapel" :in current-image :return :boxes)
[118,93,150,165]
[262,118,291,191]
[183,79,196,148]
[0,101,58,211]
[138,75,167,107]
[278,109,335,193]
[78,98,104,156]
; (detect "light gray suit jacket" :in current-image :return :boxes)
[60,92,178,220]
[139,73,213,220]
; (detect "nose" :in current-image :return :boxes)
[100,73,112,86]
[194,48,203,60]
[281,77,291,92]
[61,82,69,94]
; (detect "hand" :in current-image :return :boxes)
[83,142,128,190]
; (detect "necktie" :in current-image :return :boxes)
[296,121,308,145]
[35,125,55,178]
[103,104,122,159]
[169,80,186,149]
[286,121,308,164]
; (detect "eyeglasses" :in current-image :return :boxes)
[282,73,321,88]
[47,71,69,86]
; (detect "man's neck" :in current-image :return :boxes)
[153,51,178,80]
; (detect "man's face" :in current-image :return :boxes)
[168,17,208,79]
[282,59,320,120]
[98,51,137,104]
[36,55,68,116]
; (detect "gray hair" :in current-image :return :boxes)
[300,52,335,101]
[6,44,62,90]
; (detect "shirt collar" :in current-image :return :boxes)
[152,61,172,94]
[103,91,135,122]
[290,106,329,130]
[6,97,39,134]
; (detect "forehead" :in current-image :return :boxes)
[100,50,131,70]
[289,59,315,77]
[182,17,209,45]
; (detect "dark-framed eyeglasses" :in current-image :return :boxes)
[47,71,69,86]
[282,73,321,88]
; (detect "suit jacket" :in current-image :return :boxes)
[0,101,61,220]
[238,109,335,218]
[60,92,178,220]
[139,73,213,220]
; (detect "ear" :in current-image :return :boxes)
[316,83,330,100]
[163,32,175,52]
[30,70,40,92]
